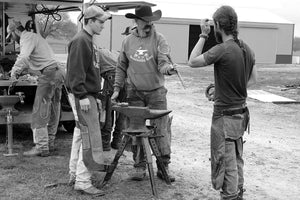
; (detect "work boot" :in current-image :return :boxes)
[237,187,246,200]
[157,166,175,182]
[23,146,49,157]
[49,141,56,152]
[102,135,111,151]
[102,143,111,151]
[131,167,146,181]
[68,173,76,186]
[74,185,105,196]
[111,138,121,150]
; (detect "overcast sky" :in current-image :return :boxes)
[73,0,300,37]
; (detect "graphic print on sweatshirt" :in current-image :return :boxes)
[93,44,100,69]
[130,46,153,62]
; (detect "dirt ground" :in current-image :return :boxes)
[0,64,300,200]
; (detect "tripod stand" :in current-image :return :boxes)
[102,105,172,198]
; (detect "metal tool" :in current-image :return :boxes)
[0,92,25,156]
[158,44,187,89]
[102,104,172,198]
[7,80,18,95]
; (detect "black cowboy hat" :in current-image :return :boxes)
[125,5,161,22]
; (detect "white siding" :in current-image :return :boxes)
[155,23,189,64]
[239,25,278,63]
[96,14,294,64]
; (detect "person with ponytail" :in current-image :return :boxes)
[188,5,257,200]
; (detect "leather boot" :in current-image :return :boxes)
[157,165,175,182]
[68,173,76,186]
[111,136,122,150]
[74,185,105,196]
[131,167,147,181]
[237,187,245,200]
[101,135,111,151]
[23,146,49,157]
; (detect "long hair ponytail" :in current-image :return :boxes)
[212,6,242,48]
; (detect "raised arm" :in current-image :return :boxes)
[188,19,211,68]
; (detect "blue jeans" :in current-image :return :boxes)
[127,86,171,168]
[210,105,248,200]
[31,64,65,151]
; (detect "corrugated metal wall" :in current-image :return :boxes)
[95,15,294,64]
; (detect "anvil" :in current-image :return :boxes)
[112,104,172,133]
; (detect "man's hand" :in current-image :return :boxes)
[111,91,119,105]
[96,99,103,111]
[167,64,178,75]
[79,98,90,112]
[10,75,18,82]
[200,19,211,35]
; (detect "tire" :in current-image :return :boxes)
[62,120,75,133]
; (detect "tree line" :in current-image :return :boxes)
[36,12,77,41]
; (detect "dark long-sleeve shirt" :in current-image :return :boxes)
[66,30,101,99]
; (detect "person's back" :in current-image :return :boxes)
[205,39,254,106]
[188,5,257,200]
[21,31,56,70]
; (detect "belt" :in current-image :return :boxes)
[40,65,58,73]
[222,107,248,116]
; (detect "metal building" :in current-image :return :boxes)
[96,3,294,64]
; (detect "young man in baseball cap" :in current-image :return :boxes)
[66,5,111,196]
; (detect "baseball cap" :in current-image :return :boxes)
[6,20,22,39]
[83,5,111,22]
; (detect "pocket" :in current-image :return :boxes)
[39,99,51,119]
[223,114,245,140]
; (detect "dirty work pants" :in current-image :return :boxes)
[127,86,171,169]
[210,105,248,200]
[31,64,64,151]
[69,127,93,189]
[68,94,104,189]
[101,74,126,147]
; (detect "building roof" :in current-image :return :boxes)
[113,1,293,24]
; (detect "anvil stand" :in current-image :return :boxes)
[102,105,172,198]
[0,92,25,157]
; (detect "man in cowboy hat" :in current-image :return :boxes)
[111,5,177,182]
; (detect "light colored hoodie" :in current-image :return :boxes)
[114,26,172,91]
